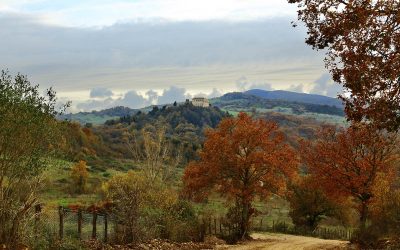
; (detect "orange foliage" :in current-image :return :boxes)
[289,0,400,131]
[71,160,89,193]
[183,113,298,237]
[301,124,399,228]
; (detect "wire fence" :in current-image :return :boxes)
[250,218,354,241]
[31,205,352,245]
[31,204,117,244]
[198,216,353,241]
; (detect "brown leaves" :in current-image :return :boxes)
[289,0,400,131]
[300,123,399,225]
[183,112,299,203]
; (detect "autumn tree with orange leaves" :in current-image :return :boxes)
[289,0,400,131]
[71,160,89,193]
[301,124,399,230]
[183,113,298,239]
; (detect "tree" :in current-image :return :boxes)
[71,160,89,193]
[102,171,178,243]
[288,176,338,231]
[183,113,298,239]
[288,0,400,131]
[300,124,399,230]
[127,124,182,182]
[0,70,66,247]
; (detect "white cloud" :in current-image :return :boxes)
[157,86,191,105]
[287,84,304,93]
[90,87,113,98]
[74,86,195,111]
[0,0,298,27]
[236,76,274,92]
[207,88,222,98]
[310,74,342,97]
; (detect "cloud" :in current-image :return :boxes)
[76,97,115,111]
[76,90,148,111]
[145,90,158,105]
[90,87,114,98]
[310,74,342,97]
[116,90,148,108]
[0,13,325,93]
[1,0,297,27]
[207,88,222,98]
[73,86,196,111]
[236,76,274,92]
[157,86,191,105]
[287,83,304,93]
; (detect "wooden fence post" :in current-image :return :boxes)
[34,204,41,240]
[78,209,82,240]
[219,218,222,234]
[92,212,97,239]
[209,218,212,234]
[214,218,217,235]
[104,214,108,243]
[259,218,263,231]
[59,206,64,240]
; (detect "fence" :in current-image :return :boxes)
[252,218,354,241]
[197,216,354,241]
[32,204,116,243]
[32,205,353,244]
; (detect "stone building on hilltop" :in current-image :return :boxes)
[191,97,210,108]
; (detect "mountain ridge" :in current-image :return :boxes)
[245,89,343,108]
[60,89,344,125]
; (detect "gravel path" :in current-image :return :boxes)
[217,233,351,250]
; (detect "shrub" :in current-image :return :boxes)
[103,171,201,244]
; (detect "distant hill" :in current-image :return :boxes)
[210,92,345,125]
[245,89,343,108]
[59,90,344,125]
[104,102,228,131]
[59,106,137,125]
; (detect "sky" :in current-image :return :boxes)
[0,0,341,112]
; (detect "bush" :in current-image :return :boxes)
[103,171,201,244]
[273,221,290,233]
[287,176,339,231]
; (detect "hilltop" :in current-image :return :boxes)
[245,89,343,107]
[59,90,345,125]
[211,91,345,125]
[59,106,137,125]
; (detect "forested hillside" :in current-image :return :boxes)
[61,102,230,170]
[211,92,344,117]
[59,106,137,125]
[59,90,345,125]
[245,89,343,107]
[210,92,346,127]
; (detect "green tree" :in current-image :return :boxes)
[0,70,67,247]
[288,176,338,231]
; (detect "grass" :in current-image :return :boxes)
[192,193,293,228]
[40,158,129,207]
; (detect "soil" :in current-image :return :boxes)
[217,233,353,250]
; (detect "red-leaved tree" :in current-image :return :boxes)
[301,124,399,230]
[288,0,400,131]
[183,113,298,239]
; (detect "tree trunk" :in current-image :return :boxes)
[359,201,368,231]
[239,200,251,239]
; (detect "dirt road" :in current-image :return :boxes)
[217,233,351,250]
